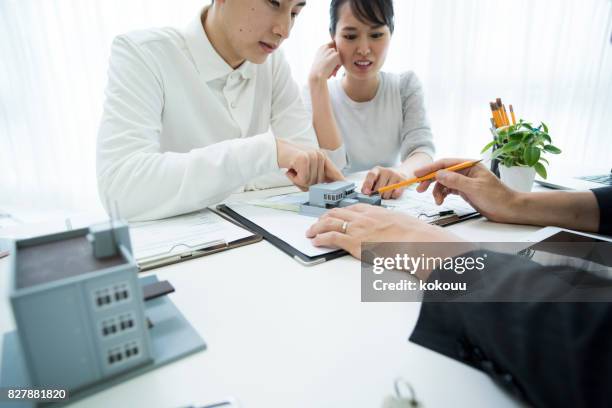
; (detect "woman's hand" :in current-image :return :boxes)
[361,166,408,199]
[309,42,342,83]
[306,204,463,260]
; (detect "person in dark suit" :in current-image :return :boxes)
[306,157,612,407]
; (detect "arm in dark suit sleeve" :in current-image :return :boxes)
[409,251,612,408]
[592,187,612,235]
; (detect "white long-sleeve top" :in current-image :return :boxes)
[303,71,435,173]
[97,11,317,221]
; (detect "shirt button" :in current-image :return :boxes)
[231,102,237,109]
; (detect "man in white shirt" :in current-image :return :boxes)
[97,0,343,221]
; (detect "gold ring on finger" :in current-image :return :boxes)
[341,221,349,234]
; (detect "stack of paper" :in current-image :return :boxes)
[129,210,255,267]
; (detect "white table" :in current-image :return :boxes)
[0,186,541,408]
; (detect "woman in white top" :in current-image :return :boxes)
[305,0,435,199]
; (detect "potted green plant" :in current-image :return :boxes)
[482,120,561,192]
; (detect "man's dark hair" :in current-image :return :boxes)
[329,0,395,35]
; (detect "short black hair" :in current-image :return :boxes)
[329,0,395,35]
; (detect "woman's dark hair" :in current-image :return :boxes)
[329,0,395,35]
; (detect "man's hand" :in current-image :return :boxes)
[361,166,408,199]
[276,138,344,190]
[306,204,462,259]
[415,158,520,223]
[309,42,342,83]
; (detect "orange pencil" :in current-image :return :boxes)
[509,104,517,125]
[502,104,510,126]
[490,102,502,128]
[377,160,483,194]
[496,98,508,126]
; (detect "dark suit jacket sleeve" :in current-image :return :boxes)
[409,251,612,408]
[592,187,612,235]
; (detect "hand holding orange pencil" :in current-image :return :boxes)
[377,160,483,194]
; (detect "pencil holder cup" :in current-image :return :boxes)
[499,165,536,192]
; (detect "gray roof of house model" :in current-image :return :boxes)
[311,181,356,193]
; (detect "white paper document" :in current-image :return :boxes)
[225,188,476,259]
[225,202,337,257]
[247,188,476,223]
[247,192,308,213]
[383,188,476,221]
[129,209,253,262]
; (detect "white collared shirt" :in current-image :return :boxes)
[97,10,317,221]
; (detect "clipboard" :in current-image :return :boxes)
[216,188,480,266]
[384,189,481,226]
[429,211,482,227]
[216,204,347,266]
[408,207,481,226]
[130,209,262,271]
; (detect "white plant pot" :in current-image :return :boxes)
[499,165,536,192]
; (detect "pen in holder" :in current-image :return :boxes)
[488,122,501,178]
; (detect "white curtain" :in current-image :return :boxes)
[1,0,611,214]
